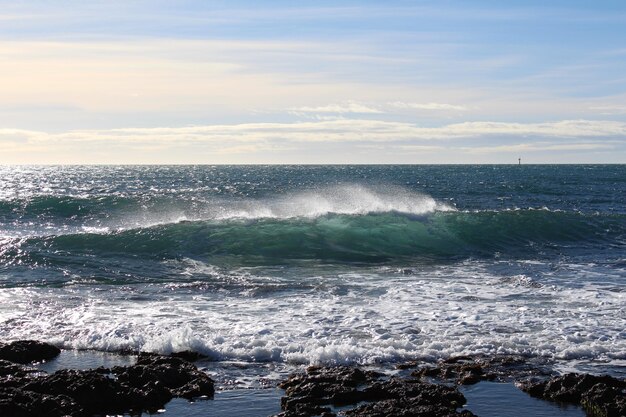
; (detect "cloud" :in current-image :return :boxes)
[589,105,626,115]
[1,118,623,163]
[388,102,468,111]
[2,119,624,148]
[466,142,617,154]
[0,14,19,21]
[289,101,383,115]
[434,120,626,138]
[287,101,469,118]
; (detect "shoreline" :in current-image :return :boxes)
[1,340,624,416]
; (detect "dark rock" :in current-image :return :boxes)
[116,353,215,399]
[0,359,31,378]
[0,360,40,390]
[276,402,335,417]
[0,349,215,417]
[0,386,81,417]
[345,398,476,417]
[409,355,550,385]
[0,340,60,364]
[520,373,626,417]
[24,368,133,415]
[170,350,208,362]
[581,382,626,417]
[365,377,466,405]
[274,366,474,417]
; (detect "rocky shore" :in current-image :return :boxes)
[0,340,624,417]
[274,356,625,417]
[0,340,214,417]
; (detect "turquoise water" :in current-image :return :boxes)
[1,165,624,376]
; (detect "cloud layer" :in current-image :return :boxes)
[1,119,623,164]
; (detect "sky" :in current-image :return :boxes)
[0,0,625,164]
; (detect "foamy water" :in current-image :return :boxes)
[0,165,624,377]
[2,260,623,372]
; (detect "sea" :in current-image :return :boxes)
[0,165,624,410]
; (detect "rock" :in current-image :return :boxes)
[520,373,626,417]
[274,366,475,417]
[24,368,134,415]
[0,340,60,364]
[170,350,207,362]
[365,377,465,404]
[0,350,215,417]
[581,382,626,417]
[115,353,215,399]
[0,386,81,417]
[345,398,476,417]
[0,359,32,379]
[408,355,550,385]
[0,359,42,392]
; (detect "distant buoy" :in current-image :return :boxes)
[518,157,521,165]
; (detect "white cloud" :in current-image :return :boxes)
[467,142,617,154]
[589,105,626,115]
[289,101,383,115]
[2,119,624,148]
[435,120,626,138]
[1,118,623,163]
[388,102,468,111]
[287,101,470,119]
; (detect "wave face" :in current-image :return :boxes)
[3,209,624,271]
[1,165,625,373]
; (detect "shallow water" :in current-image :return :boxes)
[36,349,136,373]
[161,390,283,417]
[461,381,585,417]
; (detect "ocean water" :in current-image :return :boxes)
[0,165,624,379]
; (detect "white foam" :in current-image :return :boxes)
[135,184,454,224]
[1,260,624,374]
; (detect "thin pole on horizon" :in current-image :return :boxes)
[518,157,521,165]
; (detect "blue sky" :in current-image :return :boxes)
[0,0,625,163]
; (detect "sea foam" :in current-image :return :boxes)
[1,260,623,372]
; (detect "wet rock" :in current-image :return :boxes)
[170,350,208,362]
[0,359,31,378]
[356,377,473,416]
[0,340,60,364]
[520,373,626,417]
[0,386,81,417]
[279,401,336,417]
[274,366,475,417]
[581,382,626,417]
[278,366,376,415]
[346,398,476,417]
[0,360,40,390]
[407,355,551,385]
[0,350,215,417]
[115,353,215,399]
[281,366,379,392]
[24,368,134,415]
[359,377,473,416]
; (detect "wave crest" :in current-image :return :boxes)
[211,185,455,220]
